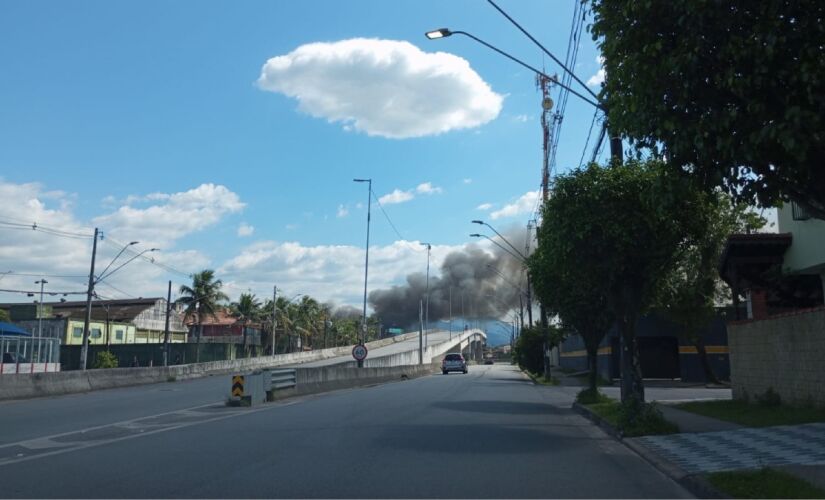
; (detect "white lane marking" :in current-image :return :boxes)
[0,399,303,467]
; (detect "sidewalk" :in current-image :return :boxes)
[628,406,825,491]
[551,374,825,492]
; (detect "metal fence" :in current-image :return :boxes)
[0,336,61,374]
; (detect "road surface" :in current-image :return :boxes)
[0,364,690,498]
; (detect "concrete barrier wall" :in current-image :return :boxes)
[0,331,433,401]
[728,308,825,407]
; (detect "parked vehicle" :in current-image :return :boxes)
[442,353,467,374]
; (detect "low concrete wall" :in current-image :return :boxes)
[0,332,429,401]
[728,308,825,407]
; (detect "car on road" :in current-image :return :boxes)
[483,357,494,365]
[442,353,467,374]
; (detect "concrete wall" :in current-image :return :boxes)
[728,307,825,407]
[0,331,442,401]
[777,202,825,276]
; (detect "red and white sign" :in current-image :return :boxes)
[352,344,368,362]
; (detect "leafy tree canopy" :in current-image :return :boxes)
[591,0,825,217]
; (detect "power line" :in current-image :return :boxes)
[0,287,86,295]
[579,109,600,168]
[370,189,422,250]
[0,272,88,278]
[0,216,93,238]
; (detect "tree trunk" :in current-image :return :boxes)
[586,346,598,393]
[694,336,720,385]
[618,312,645,403]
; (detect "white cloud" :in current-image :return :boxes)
[415,182,443,195]
[476,203,493,211]
[219,239,468,307]
[0,181,221,304]
[490,190,540,220]
[237,223,255,237]
[93,183,245,247]
[336,204,349,218]
[378,189,415,205]
[285,224,299,230]
[463,178,473,184]
[513,114,530,123]
[587,56,605,87]
[257,38,503,139]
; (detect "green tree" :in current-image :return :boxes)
[529,218,614,394]
[535,160,703,403]
[513,325,562,375]
[0,309,9,322]
[654,194,765,383]
[177,269,229,362]
[591,0,825,218]
[230,293,261,356]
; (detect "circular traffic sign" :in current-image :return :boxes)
[352,344,368,361]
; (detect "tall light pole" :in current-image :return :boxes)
[424,26,621,162]
[80,228,102,371]
[421,242,431,349]
[353,178,372,360]
[35,279,48,337]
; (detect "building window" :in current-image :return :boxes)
[792,201,811,221]
[91,328,102,339]
[115,329,124,341]
[72,327,83,338]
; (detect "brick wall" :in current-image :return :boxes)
[728,308,825,407]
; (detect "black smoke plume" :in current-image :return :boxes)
[369,225,532,329]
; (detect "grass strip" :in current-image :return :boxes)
[707,468,825,499]
[676,400,825,427]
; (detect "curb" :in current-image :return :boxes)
[572,402,729,499]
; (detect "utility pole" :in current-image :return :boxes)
[448,286,452,340]
[418,299,424,365]
[79,228,99,371]
[35,279,47,338]
[353,178,372,359]
[163,280,171,366]
[272,285,278,356]
[421,243,431,350]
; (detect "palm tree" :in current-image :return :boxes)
[177,269,229,362]
[231,293,261,356]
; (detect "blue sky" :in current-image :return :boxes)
[0,0,607,307]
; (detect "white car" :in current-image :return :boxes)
[441,353,468,374]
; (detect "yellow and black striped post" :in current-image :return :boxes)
[231,375,244,398]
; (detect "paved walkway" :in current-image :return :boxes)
[632,422,825,474]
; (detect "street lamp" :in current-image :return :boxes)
[353,178,372,363]
[425,25,621,162]
[96,248,159,283]
[420,242,431,349]
[472,220,526,260]
[35,279,48,337]
[470,234,524,263]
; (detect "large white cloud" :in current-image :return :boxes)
[257,38,503,139]
[0,181,238,304]
[219,239,470,307]
[93,183,245,247]
[490,190,540,220]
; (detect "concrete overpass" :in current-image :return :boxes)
[294,328,487,368]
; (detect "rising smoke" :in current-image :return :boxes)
[368,225,532,329]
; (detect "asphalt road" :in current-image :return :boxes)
[0,364,690,498]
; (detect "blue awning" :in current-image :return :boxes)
[0,322,31,336]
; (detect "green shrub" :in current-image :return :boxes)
[617,398,679,437]
[93,351,119,369]
[756,387,782,407]
[577,388,611,405]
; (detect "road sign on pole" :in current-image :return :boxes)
[352,344,368,362]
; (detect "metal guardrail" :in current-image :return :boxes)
[269,368,296,390]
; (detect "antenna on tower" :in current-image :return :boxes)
[536,71,556,202]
